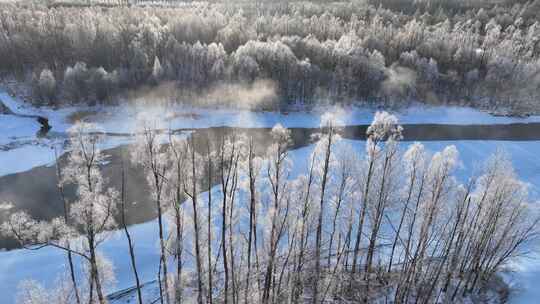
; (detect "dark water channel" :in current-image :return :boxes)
[1,122,540,250]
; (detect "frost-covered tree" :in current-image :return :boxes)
[182,135,206,304]
[352,112,403,275]
[64,62,90,102]
[15,273,77,304]
[312,112,342,304]
[88,67,118,103]
[166,134,189,304]
[61,122,118,304]
[261,123,292,304]
[2,122,118,304]
[132,122,171,304]
[37,69,56,103]
[2,2,540,109]
[152,56,164,84]
[242,135,263,304]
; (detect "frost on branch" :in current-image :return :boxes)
[367,111,404,142]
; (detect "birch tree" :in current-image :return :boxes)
[262,124,292,304]
[132,122,171,304]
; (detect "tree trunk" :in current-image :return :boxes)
[89,235,106,304]
[121,163,143,304]
[189,140,205,304]
[156,189,170,304]
[313,131,333,304]
[352,158,375,274]
[245,138,256,304]
[55,150,81,304]
[207,142,214,304]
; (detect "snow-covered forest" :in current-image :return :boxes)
[1,0,540,110]
[2,1,540,304]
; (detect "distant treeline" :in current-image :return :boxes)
[1,0,540,110]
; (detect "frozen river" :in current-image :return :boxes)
[2,91,540,303]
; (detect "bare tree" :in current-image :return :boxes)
[262,124,292,304]
[182,136,206,304]
[54,148,81,304]
[313,114,339,304]
[168,134,189,303]
[120,159,143,304]
[244,136,262,304]
[132,123,171,304]
[60,123,118,304]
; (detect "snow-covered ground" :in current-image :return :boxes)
[5,89,540,137]
[0,139,539,303]
[2,91,540,303]
[79,103,540,133]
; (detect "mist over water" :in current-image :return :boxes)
[124,79,278,109]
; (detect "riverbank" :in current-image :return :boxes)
[5,87,540,176]
[4,88,540,135]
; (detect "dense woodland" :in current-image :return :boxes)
[1,0,540,110]
[2,112,538,303]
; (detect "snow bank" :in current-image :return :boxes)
[0,144,56,176]
[0,115,41,146]
[77,103,540,134]
[0,135,137,177]
[0,90,95,135]
[4,88,540,177]
[5,90,540,137]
